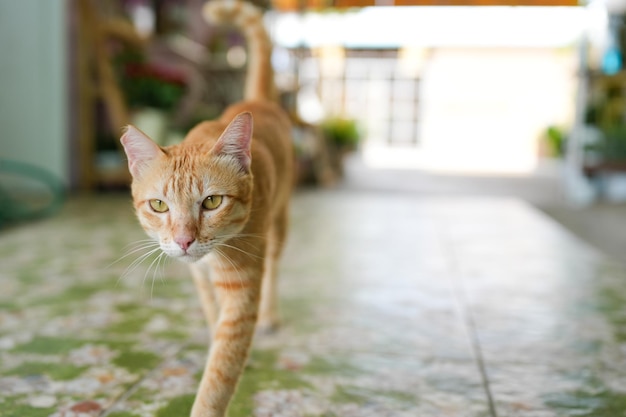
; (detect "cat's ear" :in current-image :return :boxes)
[120,125,164,179]
[212,112,252,173]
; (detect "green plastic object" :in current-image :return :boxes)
[0,159,65,227]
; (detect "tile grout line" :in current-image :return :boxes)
[454,288,498,417]
[439,228,499,417]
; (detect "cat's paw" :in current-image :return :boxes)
[256,318,280,336]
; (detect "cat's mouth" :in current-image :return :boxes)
[177,253,203,263]
[169,252,204,264]
[160,239,214,263]
[161,246,207,263]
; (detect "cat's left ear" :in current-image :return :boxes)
[212,112,252,173]
[120,125,164,179]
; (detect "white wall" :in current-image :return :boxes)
[413,47,577,174]
[0,0,68,184]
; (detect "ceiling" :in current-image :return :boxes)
[272,0,579,10]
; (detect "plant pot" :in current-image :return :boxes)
[130,107,169,146]
[602,172,626,203]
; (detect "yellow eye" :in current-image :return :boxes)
[202,195,223,210]
[149,199,169,213]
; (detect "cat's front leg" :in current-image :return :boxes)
[190,261,219,336]
[190,261,262,417]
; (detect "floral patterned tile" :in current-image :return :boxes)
[2,192,626,416]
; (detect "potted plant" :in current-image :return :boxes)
[542,126,567,158]
[320,116,362,177]
[117,52,187,145]
[321,117,361,151]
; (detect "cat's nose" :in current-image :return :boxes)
[175,236,195,252]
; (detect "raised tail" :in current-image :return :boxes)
[203,0,275,102]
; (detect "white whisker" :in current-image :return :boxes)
[126,246,161,273]
[220,232,267,241]
[106,240,160,270]
[157,251,169,284]
[215,242,263,260]
[121,239,158,250]
[150,253,165,300]
[143,249,165,299]
[214,247,246,290]
[116,246,161,287]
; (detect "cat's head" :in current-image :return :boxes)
[120,112,254,263]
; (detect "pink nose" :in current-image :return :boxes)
[175,236,195,252]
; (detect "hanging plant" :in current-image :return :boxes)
[116,51,187,111]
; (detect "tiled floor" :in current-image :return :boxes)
[1,186,626,416]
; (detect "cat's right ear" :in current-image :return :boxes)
[120,125,164,179]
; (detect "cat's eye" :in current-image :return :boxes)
[149,199,169,213]
[202,195,223,210]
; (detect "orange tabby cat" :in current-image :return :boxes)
[120,1,293,416]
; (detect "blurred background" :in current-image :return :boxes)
[2,0,626,259]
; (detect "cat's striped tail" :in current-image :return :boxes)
[204,0,275,102]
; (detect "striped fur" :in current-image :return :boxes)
[120,2,293,416]
[203,0,276,101]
